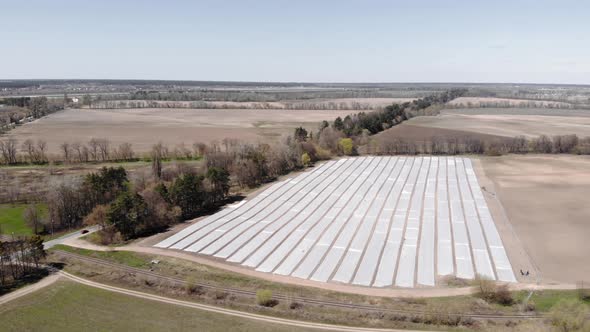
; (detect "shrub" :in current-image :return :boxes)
[524,300,536,312]
[475,275,496,301]
[214,291,228,300]
[550,299,590,332]
[338,138,355,156]
[577,282,590,301]
[474,275,513,305]
[493,284,514,306]
[185,277,202,295]
[301,152,311,167]
[256,289,276,307]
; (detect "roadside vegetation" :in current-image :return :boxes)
[49,245,590,331]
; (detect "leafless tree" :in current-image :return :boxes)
[116,142,134,161]
[24,204,42,234]
[60,142,71,163]
[36,140,47,163]
[22,139,36,163]
[0,138,19,164]
[193,142,207,157]
[151,143,164,180]
[175,143,192,159]
[96,138,110,161]
[88,138,99,161]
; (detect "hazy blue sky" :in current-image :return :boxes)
[1,0,589,83]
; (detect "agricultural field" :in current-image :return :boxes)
[156,156,515,288]
[5,108,357,154]
[0,280,315,332]
[403,110,590,138]
[478,155,590,284]
[448,96,575,109]
[369,123,509,150]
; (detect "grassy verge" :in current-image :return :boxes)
[514,289,590,312]
[53,245,590,313]
[52,245,150,268]
[48,245,566,331]
[50,246,472,330]
[0,203,47,236]
[0,280,317,332]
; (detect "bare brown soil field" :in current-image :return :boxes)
[449,96,573,108]
[405,113,590,138]
[478,155,590,284]
[442,107,590,117]
[371,123,508,146]
[5,108,355,153]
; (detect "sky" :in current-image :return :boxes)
[1,0,589,84]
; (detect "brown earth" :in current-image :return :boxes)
[371,123,509,145]
[478,155,590,284]
[5,108,356,154]
[448,96,573,108]
[405,113,590,138]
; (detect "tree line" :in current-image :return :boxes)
[92,89,427,103]
[92,99,388,111]
[0,235,46,290]
[369,134,590,156]
[39,134,311,243]
[294,90,467,157]
[0,97,64,133]
[0,137,202,166]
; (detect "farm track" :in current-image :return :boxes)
[54,250,543,321]
[58,270,420,332]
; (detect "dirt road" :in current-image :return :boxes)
[59,270,423,332]
[0,273,60,305]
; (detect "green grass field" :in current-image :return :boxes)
[0,203,47,236]
[0,280,315,332]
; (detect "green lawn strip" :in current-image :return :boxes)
[513,289,590,312]
[51,244,150,268]
[0,203,48,236]
[0,279,317,332]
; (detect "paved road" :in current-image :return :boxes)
[43,225,100,249]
